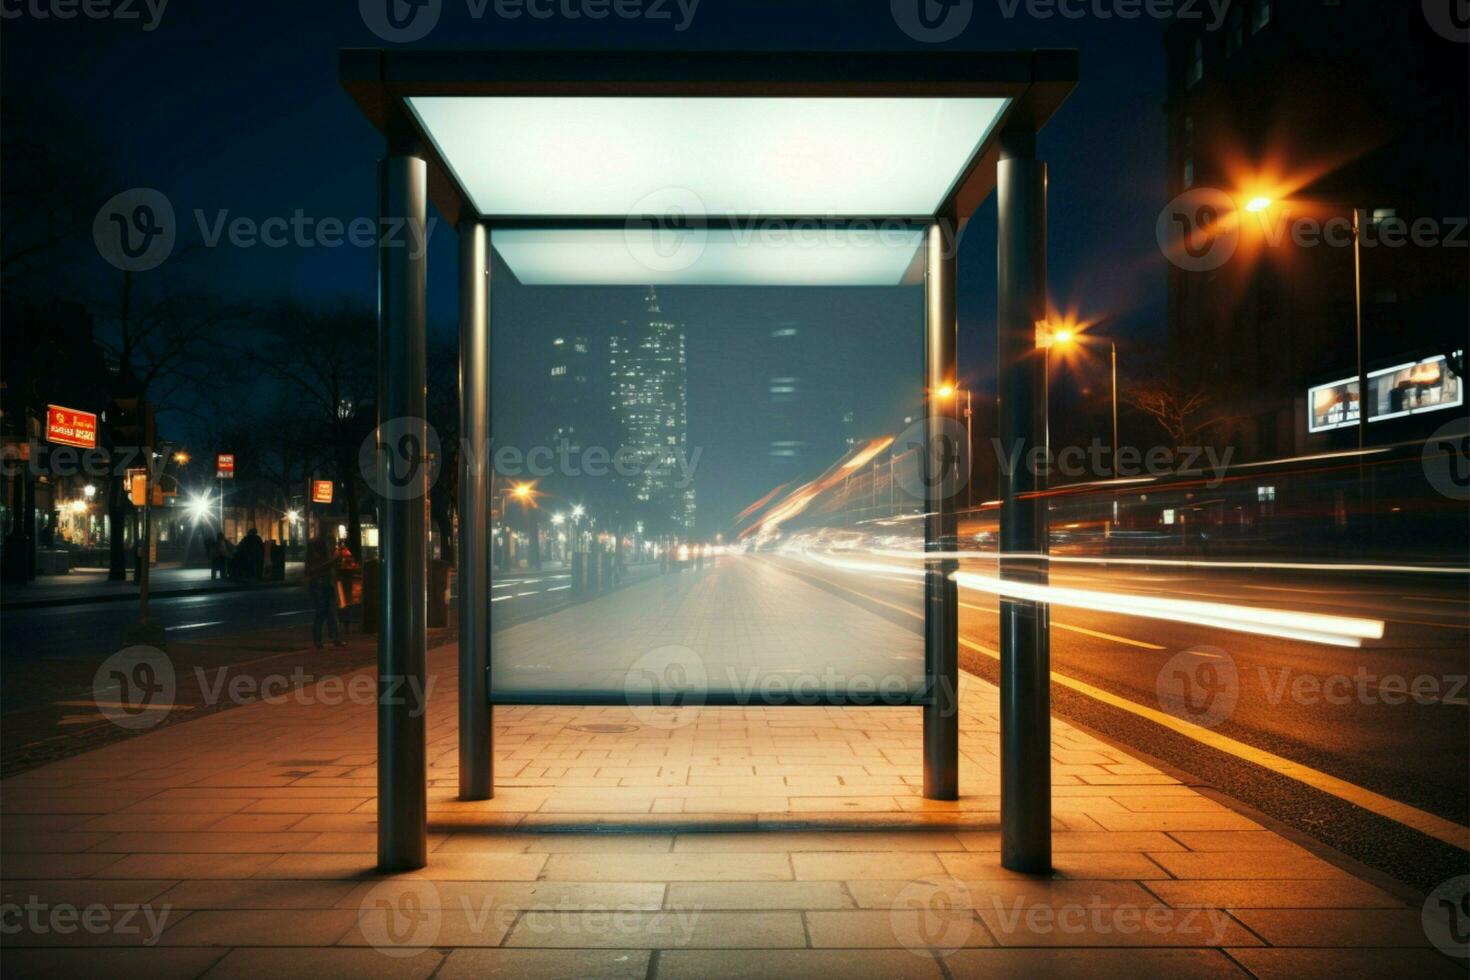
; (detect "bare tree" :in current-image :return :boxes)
[1123,381,1243,447]
[243,299,377,557]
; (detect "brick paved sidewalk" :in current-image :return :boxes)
[0,641,1460,978]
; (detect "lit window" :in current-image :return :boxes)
[551,365,567,377]
[1226,8,1244,53]
[1183,158,1195,188]
[1370,208,1396,226]
[1162,509,1176,525]
[1187,39,1204,88]
[1256,486,1276,502]
[1252,0,1270,33]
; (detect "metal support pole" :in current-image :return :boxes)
[923,219,959,801]
[376,144,429,871]
[996,127,1052,873]
[1110,342,1119,479]
[458,219,494,800]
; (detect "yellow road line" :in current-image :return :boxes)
[957,635,1470,849]
[958,601,1165,650]
[773,555,1470,846]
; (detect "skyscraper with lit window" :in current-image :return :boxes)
[547,334,593,446]
[609,288,694,533]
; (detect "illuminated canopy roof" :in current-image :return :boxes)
[341,49,1077,285]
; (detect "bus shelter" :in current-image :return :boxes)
[341,48,1077,873]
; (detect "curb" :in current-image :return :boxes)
[1,578,304,611]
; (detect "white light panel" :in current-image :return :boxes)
[407,96,1009,218]
[491,226,926,287]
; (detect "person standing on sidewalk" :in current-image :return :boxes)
[305,529,345,649]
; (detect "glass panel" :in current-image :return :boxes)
[408,96,1008,217]
[488,271,927,705]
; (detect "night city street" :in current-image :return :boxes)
[2,1,1468,977]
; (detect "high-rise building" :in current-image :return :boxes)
[547,334,594,447]
[609,288,695,533]
[1164,3,1467,459]
[767,323,805,471]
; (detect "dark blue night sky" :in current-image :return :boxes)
[3,0,1170,529]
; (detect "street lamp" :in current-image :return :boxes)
[1039,320,1120,480]
[934,382,974,508]
[1241,192,1368,451]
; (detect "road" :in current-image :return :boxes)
[761,547,1469,893]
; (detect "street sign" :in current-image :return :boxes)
[216,453,235,479]
[312,480,334,504]
[45,405,98,449]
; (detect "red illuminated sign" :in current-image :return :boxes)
[216,453,236,479]
[45,405,97,449]
[312,480,334,505]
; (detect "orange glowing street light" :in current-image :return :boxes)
[172,450,191,465]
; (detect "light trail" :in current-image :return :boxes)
[951,571,1383,648]
[872,547,1468,577]
[790,546,1385,647]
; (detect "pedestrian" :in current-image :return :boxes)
[238,526,265,581]
[305,528,345,649]
[206,531,226,581]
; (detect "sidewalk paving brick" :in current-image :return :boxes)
[0,636,1454,976]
